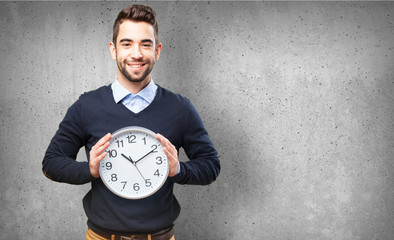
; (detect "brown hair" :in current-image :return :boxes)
[113,4,159,46]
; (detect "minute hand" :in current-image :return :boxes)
[134,149,156,165]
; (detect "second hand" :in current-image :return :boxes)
[133,163,146,182]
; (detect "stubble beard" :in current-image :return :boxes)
[117,58,154,83]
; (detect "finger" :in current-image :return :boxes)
[163,147,179,177]
[97,149,108,161]
[156,133,175,152]
[164,145,177,159]
[155,133,165,144]
[90,149,108,165]
[90,133,111,159]
[156,134,176,157]
[94,133,112,149]
[95,141,110,157]
[163,147,175,160]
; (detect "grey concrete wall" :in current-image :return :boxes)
[1,1,393,239]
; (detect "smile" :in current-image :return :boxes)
[127,63,145,68]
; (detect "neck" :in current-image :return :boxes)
[117,73,151,94]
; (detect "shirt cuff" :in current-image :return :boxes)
[176,162,180,175]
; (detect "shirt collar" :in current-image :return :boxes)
[112,78,158,104]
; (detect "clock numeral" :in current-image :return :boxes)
[121,181,127,190]
[116,140,124,148]
[106,149,117,158]
[142,137,147,145]
[127,135,136,143]
[133,183,140,191]
[145,179,152,187]
[151,144,158,153]
[154,169,160,177]
[156,156,163,165]
[111,174,118,182]
[106,162,112,170]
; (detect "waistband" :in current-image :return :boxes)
[91,227,174,240]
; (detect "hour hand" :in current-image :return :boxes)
[121,153,134,164]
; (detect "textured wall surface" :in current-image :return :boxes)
[1,1,394,239]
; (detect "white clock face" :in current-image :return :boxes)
[99,126,169,199]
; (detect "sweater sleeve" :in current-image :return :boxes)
[42,98,94,184]
[170,100,220,185]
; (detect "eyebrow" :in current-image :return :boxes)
[119,38,154,44]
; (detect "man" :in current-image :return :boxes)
[42,4,220,240]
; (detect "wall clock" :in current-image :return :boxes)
[99,126,169,199]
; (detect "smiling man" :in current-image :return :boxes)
[42,4,220,240]
[110,20,161,90]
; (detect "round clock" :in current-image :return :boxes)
[99,126,169,199]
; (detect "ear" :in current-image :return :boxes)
[155,43,162,61]
[109,42,116,60]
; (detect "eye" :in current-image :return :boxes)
[142,43,153,48]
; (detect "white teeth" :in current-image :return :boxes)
[129,64,142,68]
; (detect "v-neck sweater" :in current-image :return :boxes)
[42,84,220,234]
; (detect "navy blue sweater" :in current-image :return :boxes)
[42,85,220,234]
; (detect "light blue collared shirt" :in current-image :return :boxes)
[111,79,158,114]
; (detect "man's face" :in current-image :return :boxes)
[110,20,161,84]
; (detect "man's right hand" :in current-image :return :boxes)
[89,133,112,178]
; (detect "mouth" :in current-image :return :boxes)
[127,63,146,70]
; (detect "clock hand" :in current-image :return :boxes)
[121,153,134,164]
[121,153,146,181]
[134,149,155,165]
[133,164,146,182]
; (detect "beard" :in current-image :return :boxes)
[117,58,155,83]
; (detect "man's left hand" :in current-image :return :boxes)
[156,133,179,177]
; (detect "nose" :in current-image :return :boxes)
[130,44,142,59]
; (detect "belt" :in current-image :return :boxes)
[94,227,174,240]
